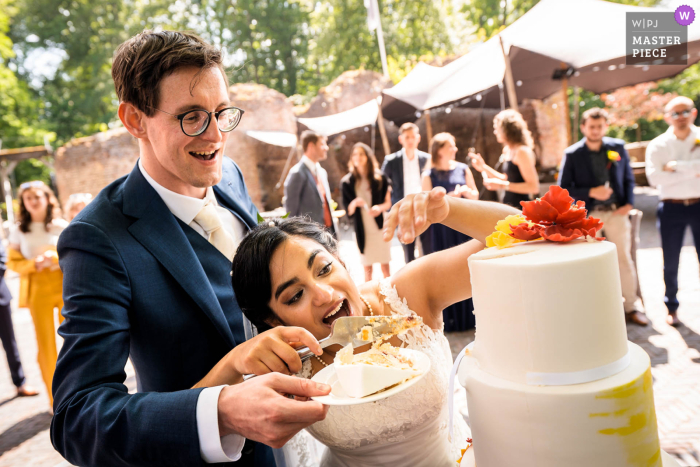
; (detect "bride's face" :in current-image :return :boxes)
[267,236,362,340]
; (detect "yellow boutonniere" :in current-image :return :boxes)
[607,150,621,163]
[694,139,700,148]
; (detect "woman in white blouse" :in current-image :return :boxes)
[7,181,68,408]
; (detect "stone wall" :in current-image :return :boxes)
[53,127,139,207]
[226,83,298,210]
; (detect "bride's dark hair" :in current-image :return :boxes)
[232,217,339,332]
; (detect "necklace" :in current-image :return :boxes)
[314,293,374,368]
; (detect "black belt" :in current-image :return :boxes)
[664,198,700,206]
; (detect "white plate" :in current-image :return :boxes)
[310,348,431,406]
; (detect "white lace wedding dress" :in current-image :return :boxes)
[282,278,470,467]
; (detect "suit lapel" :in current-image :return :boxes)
[122,163,236,348]
[395,153,405,199]
[301,163,323,201]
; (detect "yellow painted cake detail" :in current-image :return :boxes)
[594,368,661,466]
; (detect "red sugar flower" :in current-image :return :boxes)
[513,186,604,243]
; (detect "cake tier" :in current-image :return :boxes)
[468,239,629,384]
[458,342,662,467]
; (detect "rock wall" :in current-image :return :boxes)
[53,128,139,207]
[226,83,298,210]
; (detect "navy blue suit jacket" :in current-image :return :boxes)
[51,159,272,466]
[558,137,635,208]
[381,149,430,206]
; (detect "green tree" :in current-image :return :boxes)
[308,0,453,85]
[0,0,51,148]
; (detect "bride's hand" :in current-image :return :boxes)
[382,187,449,244]
[229,327,322,377]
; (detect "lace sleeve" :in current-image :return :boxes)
[295,359,313,380]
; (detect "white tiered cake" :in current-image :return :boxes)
[458,239,679,467]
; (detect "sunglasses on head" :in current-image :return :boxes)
[669,109,693,119]
[19,181,45,190]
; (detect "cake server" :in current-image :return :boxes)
[296,315,421,362]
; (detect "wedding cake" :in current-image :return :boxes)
[457,186,679,467]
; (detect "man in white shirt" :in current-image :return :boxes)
[645,96,700,326]
[381,123,432,262]
[52,31,329,467]
[284,131,338,236]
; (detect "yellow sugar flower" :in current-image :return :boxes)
[486,231,521,249]
[495,214,529,235]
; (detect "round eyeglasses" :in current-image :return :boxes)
[150,106,245,137]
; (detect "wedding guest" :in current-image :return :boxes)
[559,107,648,326]
[381,122,432,262]
[64,193,93,221]
[7,181,67,407]
[645,96,700,327]
[469,109,540,207]
[52,31,328,467]
[341,143,392,282]
[0,234,38,399]
[284,130,338,236]
[422,133,478,331]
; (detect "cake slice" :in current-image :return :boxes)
[334,343,421,398]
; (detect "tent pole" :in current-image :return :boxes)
[425,109,433,145]
[499,35,518,112]
[275,143,299,191]
[572,86,580,143]
[561,63,572,146]
[376,99,392,156]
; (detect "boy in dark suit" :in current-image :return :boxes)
[381,122,432,262]
[559,107,648,326]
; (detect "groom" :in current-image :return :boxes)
[51,30,329,467]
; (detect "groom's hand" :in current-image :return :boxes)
[218,373,331,448]
[383,187,449,244]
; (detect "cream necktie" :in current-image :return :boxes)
[193,201,237,261]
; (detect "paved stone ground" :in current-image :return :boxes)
[0,188,698,466]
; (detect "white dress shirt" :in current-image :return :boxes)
[402,149,422,197]
[138,160,246,463]
[301,154,327,201]
[645,124,700,200]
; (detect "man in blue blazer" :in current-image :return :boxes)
[381,122,432,262]
[558,107,648,326]
[51,31,329,467]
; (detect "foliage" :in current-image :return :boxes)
[0,0,52,149]
[13,157,52,187]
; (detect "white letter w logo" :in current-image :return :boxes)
[680,11,691,20]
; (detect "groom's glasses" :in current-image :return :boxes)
[149,106,245,137]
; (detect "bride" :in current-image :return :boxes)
[198,188,517,466]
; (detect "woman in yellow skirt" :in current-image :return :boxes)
[7,181,67,408]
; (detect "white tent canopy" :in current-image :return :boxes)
[382,0,700,121]
[297,99,379,136]
[245,130,297,148]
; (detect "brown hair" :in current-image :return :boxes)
[430,132,456,165]
[17,181,61,234]
[494,110,534,149]
[112,30,227,117]
[581,107,609,125]
[399,122,419,135]
[300,130,323,152]
[349,143,382,184]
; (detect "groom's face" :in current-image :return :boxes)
[140,66,231,197]
[268,236,362,340]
